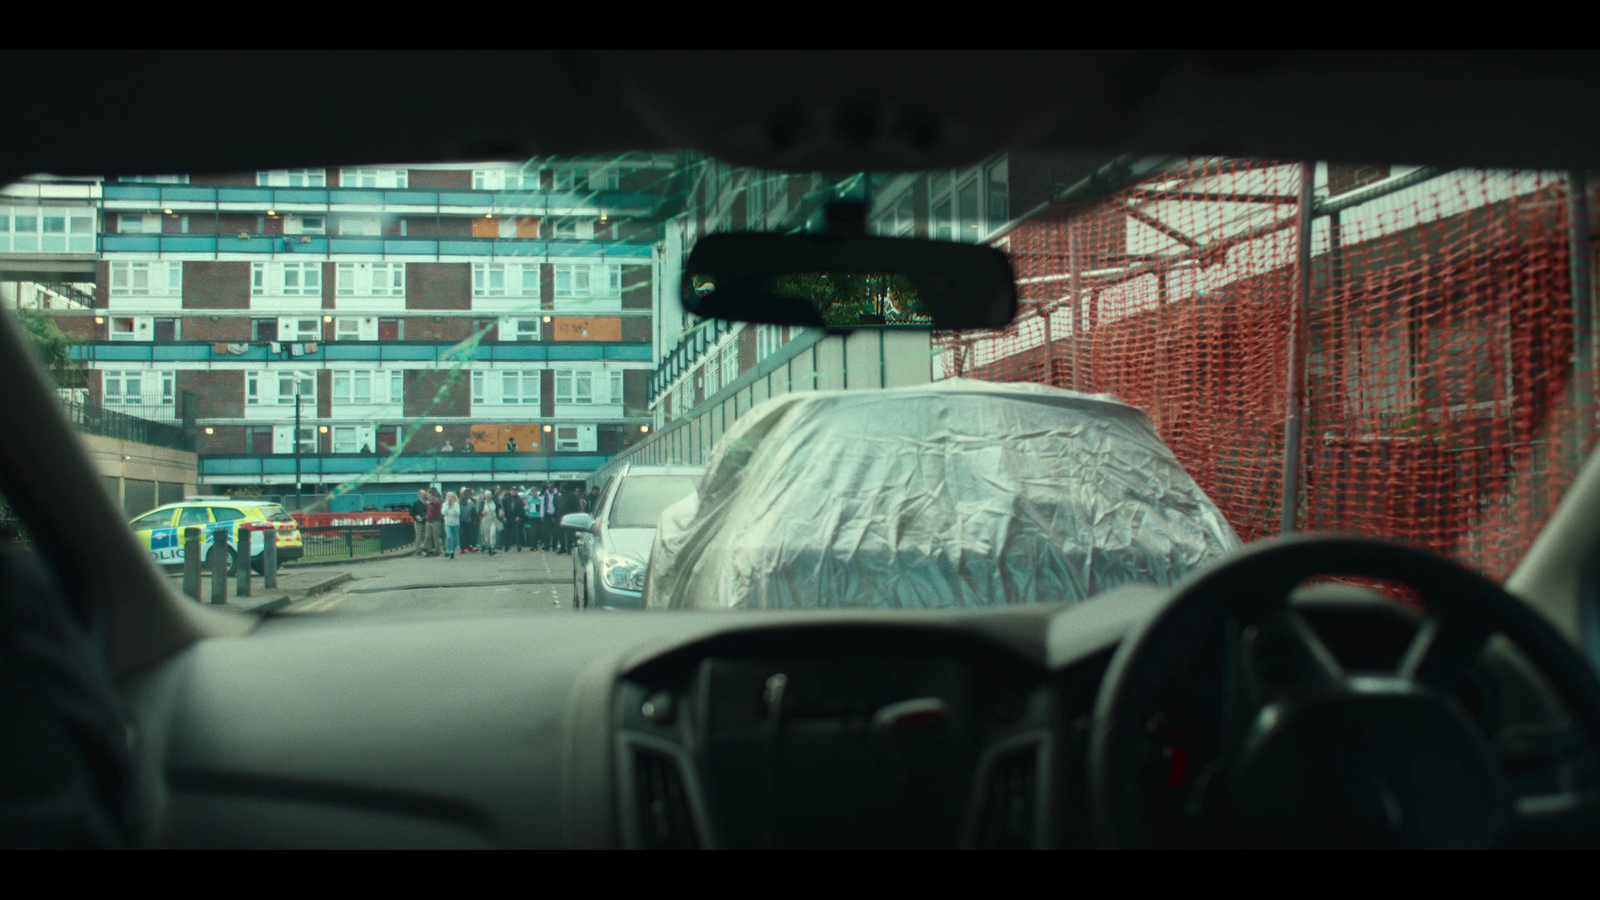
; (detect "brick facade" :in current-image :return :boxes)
[182,316,251,342]
[405,262,470,310]
[176,370,245,419]
[404,369,470,417]
[621,264,652,310]
[182,261,250,309]
[408,169,471,190]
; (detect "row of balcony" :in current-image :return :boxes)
[99,235,656,259]
[69,341,653,364]
[102,184,660,212]
[200,452,610,479]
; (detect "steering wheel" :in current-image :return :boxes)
[1088,534,1600,848]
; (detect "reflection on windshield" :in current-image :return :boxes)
[609,477,698,529]
[11,150,1595,615]
[766,272,931,326]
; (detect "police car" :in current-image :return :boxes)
[127,497,304,575]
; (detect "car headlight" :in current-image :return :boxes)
[601,555,648,592]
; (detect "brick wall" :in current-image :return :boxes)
[195,425,245,455]
[215,213,256,235]
[190,173,256,186]
[323,262,337,309]
[624,370,650,416]
[409,169,471,190]
[183,261,250,309]
[405,263,470,310]
[183,316,251,342]
[738,324,756,372]
[620,316,651,342]
[541,263,555,310]
[404,369,470,417]
[52,315,99,342]
[541,370,555,417]
[621,264,652,310]
[405,317,473,342]
[93,261,109,307]
[317,370,332,419]
[177,370,244,418]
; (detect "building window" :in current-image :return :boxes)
[335,262,405,296]
[335,317,376,341]
[250,371,316,406]
[340,168,409,189]
[284,214,325,235]
[258,169,327,188]
[118,213,161,234]
[588,167,620,191]
[0,207,97,254]
[721,344,738,388]
[473,169,540,191]
[553,425,596,452]
[104,371,173,406]
[472,262,539,298]
[756,323,781,362]
[501,318,541,342]
[276,318,322,342]
[554,369,596,404]
[548,218,594,240]
[551,168,580,192]
[251,318,278,342]
[108,261,182,297]
[109,317,141,340]
[985,159,1008,234]
[611,370,624,407]
[332,371,374,405]
[553,263,621,300]
[338,216,382,236]
[252,262,323,297]
[471,370,538,405]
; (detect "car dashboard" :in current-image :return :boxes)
[119,584,1568,849]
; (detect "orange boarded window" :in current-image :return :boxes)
[552,317,622,341]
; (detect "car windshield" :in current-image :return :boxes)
[7,152,1594,615]
[609,477,698,529]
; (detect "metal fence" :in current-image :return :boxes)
[59,396,193,451]
[298,522,414,560]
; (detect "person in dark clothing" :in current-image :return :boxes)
[423,491,444,556]
[555,485,582,554]
[410,490,428,556]
[500,486,526,552]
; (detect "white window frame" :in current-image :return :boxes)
[500,317,542,342]
[554,263,597,298]
[334,317,377,341]
[554,369,596,405]
[339,168,409,190]
[277,317,323,342]
[551,168,581,192]
[118,213,161,234]
[257,169,327,188]
[284,214,326,235]
[103,370,174,406]
[720,344,738,387]
[338,216,382,236]
[756,323,781,362]
[554,424,597,452]
[108,261,182,298]
[588,167,620,191]
[335,262,405,297]
[473,168,540,191]
[252,261,323,298]
[272,425,318,454]
[0,207,98,254]
[471,369,540,406]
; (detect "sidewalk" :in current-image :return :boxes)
[168,566,355,615]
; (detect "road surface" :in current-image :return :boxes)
[272,546,576,618]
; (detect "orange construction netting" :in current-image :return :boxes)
[936,160,1598,583]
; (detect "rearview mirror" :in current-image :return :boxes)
[683,232,1016,330]
[561,513,595,533]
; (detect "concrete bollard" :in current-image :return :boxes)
[263,529,278,589]
[236,526,252,598]
[209,527,228,605]
[182,527,201,601]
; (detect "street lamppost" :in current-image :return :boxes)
[294,387,302,510]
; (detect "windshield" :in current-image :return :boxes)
[609,477,698,529]
[5,152,1593,615]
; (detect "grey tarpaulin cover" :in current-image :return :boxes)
[643,378,1241,610]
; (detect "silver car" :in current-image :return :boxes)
[562,464,704,609]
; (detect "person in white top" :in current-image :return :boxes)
[441,491,461,560]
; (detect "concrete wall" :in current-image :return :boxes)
[78,432,197,517]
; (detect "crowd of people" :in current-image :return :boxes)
[408,483,602,560]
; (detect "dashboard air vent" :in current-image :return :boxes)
[973,745,1038,849]
[635,750,699,849]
